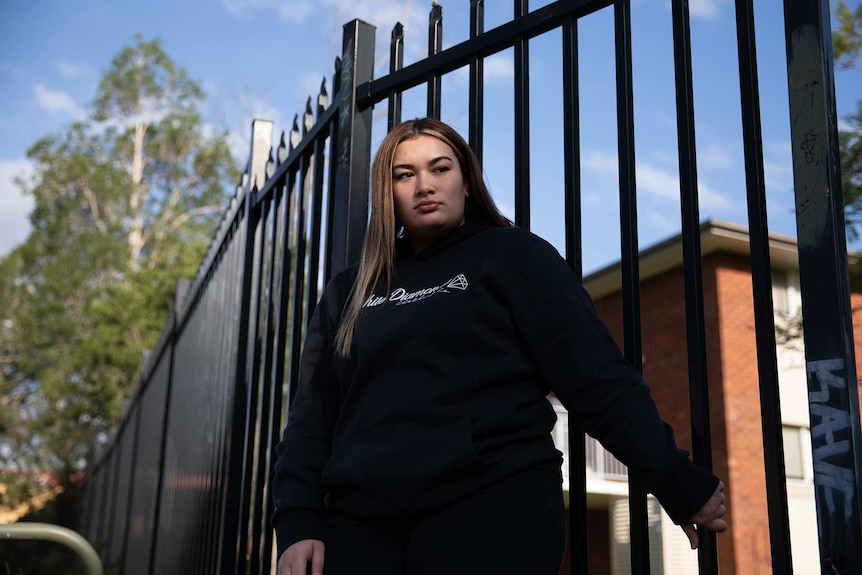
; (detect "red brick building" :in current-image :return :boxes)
[553,219,853,574]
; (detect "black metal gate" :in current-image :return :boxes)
[77,1,862,574]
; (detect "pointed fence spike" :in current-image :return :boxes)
[333,56,342,94]
[304,97,314,134]
[277,131,287,164]
[290,115,301,150]
[234,175,243,198]
[266,149,275,179]
[318,78,328,114]
[430,3,442,21]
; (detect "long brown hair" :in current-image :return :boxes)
[334,117,511,356]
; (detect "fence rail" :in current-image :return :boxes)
[76,1,861,574]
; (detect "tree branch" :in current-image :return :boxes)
[79,178,108,235]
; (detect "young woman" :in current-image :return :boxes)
[272,117,726,575]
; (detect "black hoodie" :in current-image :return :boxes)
[272,222,718,557]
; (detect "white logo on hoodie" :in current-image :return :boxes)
[363,274,469,308]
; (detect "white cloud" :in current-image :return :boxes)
[322,0,428,60]
[661,0,723,20]
[0,159,35,257]
[582,150,733,210]
[222,0,425,30]
[56,60,90,78]
[484,53,514,83]
[450,52,514,87]
[689,0,722,20]
[637,163,681,201]
[644,206,683,234]
[638,163,734,210]
[323,0,424,29]
[697,143,734,171]
[583,150,619,173]
[222,0,315,22]
[696,179,735,211]
[32,84,86,119]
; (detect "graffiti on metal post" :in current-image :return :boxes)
[807,358,857,561]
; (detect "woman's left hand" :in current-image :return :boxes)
[680,480,727,549]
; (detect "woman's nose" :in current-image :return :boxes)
[415,172,433,196]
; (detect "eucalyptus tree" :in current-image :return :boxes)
[0,35,239,511]
[834,1,862,241]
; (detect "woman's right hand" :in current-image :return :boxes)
[278,539,325,575]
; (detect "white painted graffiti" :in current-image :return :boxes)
[807,358,856,526]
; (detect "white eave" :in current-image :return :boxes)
[582,219,805,300]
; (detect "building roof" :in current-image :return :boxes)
[582,219,803,299]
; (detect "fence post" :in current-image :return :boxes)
[783,1,862,573]
[329,19,375,275]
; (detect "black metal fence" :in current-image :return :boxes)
[76,1,861,574]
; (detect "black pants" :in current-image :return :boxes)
[322,468,566,575]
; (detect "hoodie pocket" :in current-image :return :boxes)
[322,416,490,514]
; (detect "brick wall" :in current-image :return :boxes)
[589,252,778,574]
[851,292,862,414]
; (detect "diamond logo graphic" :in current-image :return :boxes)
[447,274,469,290]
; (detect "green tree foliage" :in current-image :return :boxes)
[834,2,862,240]
[0,35,239,511]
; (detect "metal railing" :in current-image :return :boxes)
[0,523,103,575]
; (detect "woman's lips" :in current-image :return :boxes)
[416,201,439,212]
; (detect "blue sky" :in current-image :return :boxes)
[1,0,860,274]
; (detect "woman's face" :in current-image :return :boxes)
[391,135,469,252]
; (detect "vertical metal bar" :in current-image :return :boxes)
[248,193,278,575]
[205,240,233,575]
[469,0,485,162]
[79,469,93,545]
[330,19,375,276]
[218,119,271,575]
[299,103,318,331]
[118,404,142,574]
[614,1,649,573]
[389,23,404,131]
[193,274,208,574]
[290,116,312,410]
[102,445,119,564]
[562,15,583,280]
[285,170,303,412]
[306,101,328,320]
[514,0,531,229]
[95,460,109,560]
[427,3,443,119]
[669,1,718,572]
[562,12,588,575]
[148,315,178,575]
[783,1,862,572]
[262,171,294,575]
[324,57,342,285]
[735,1,795,572]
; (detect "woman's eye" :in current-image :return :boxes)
[434,166,450,173]
[394,172,413,180]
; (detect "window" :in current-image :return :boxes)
[782,425,807,480]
